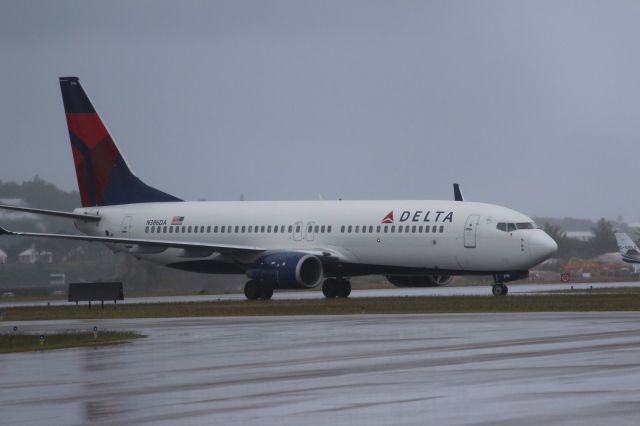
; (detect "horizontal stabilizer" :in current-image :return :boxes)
[0,204,100,221]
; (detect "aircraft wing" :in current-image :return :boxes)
[0,204,101,221]
[0,225,264,255]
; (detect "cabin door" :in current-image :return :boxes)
[463,215,480,248]
[121,216,133,236]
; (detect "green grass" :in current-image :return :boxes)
[0,330,143,354]
[2,291,640,321]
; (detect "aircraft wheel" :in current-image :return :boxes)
[244,280,260,300]
[336,279,351,298]
[260,285,274,300]
[322,278,337,298]
[492,283,507,297]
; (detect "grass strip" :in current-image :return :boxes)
[1,292,640,321]
[0,330,143,354]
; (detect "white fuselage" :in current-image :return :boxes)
[73,199,557,277]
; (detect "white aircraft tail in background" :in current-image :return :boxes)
[615,232,640,264]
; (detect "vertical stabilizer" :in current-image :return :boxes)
[59,77,181,207]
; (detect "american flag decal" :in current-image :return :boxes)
[171,216,184,225]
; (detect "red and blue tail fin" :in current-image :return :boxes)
[59,77,181,207]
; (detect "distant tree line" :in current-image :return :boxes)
[542,218,618,260]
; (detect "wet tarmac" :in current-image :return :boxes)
[2,312,640,425]
[2,281,640,308]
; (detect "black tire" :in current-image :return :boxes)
[244,280,260,300]
[503,285,509,295]
[260,286,274,300]
[336,280,352,298]
[492,284,507,297]
[322,279,337,298]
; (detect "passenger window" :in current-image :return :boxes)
[221,226,225,233]
[201,226,205,233]
[348,225,352,233]
[145,226,149,233]
[241,226,246,233]
[157,226,161,233]
[376,225,381,233]
[296,225,300,232]
[391,226,395,232]
[439,225,444,233]
[419,225,423,232]
[168,226,173,233]
[384,226,388,233]
[308,225,312,233]
[412,225,416,233]
[267,226,272,233]
[341,225,345,233]
[214,226,218,233]
[273,226,278,233]
[361,226,366,233]
[432,226,437,233]
[327,226,332,233]
[497,223,507,232]
[321,225,325,233]
[181,226,186,233]
[369,226,373,233]
[207,226,211,233]
[355,226,360,233]
[281,225,285,233]
[398,226,403,233]
[194,226,198,233]
[425,226,430,233]
[289,225,294,233]
[150,226,155,233]
[405,226,410,233]
[507,223,517,232]
[233,226,238,233]
[261,226,265,233]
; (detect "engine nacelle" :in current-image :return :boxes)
[386,275,453,287]
[247,252,323,289]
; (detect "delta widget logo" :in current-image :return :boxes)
[381,211,394,224]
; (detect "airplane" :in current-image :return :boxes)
[0,77,557,299]
[615,232,640,263]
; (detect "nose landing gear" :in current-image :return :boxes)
[492,283,508,296]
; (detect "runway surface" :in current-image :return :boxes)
[2,312,640,425]
[2,281,640,308]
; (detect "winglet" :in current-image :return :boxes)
[453,183,464,201]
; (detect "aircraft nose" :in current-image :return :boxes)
[529,231,558,264]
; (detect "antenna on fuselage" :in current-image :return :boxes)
[453,183,464,201]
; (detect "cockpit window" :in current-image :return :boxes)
[516,222,535,230]
[498,221,535,232]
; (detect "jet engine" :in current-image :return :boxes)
[386,274,453,287]
[247,252,323,289]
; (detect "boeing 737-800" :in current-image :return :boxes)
[0,77,557,299]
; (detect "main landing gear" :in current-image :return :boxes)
[492,283,508,296]
[244,280,274,300]
[322,278,351,298]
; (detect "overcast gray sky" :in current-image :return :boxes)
[1,1,639,221]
